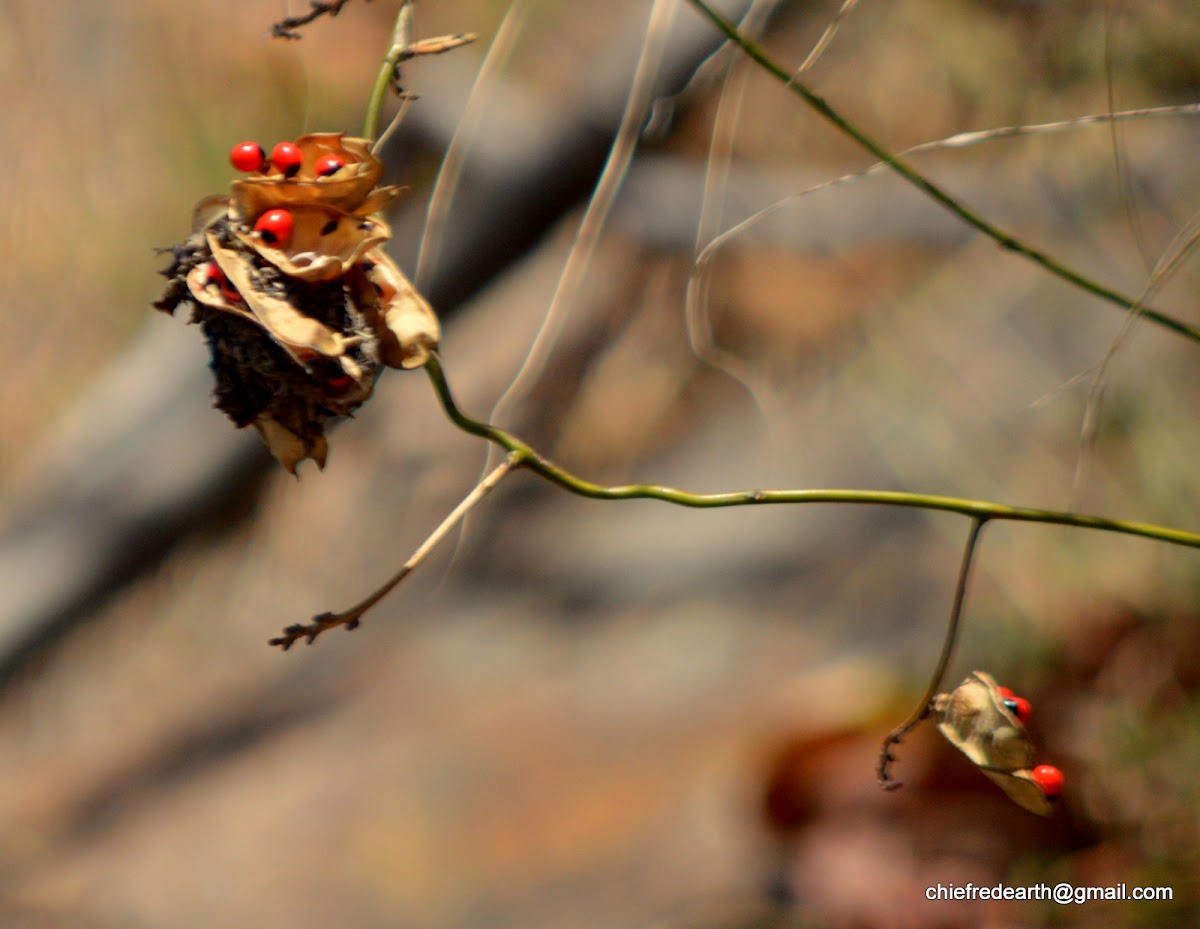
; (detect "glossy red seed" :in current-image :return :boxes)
[270,141,304,175]
[204,262,243,304]
[1002,696,1033,724]
[1031,764,1063,798]
[997,685,1032,724]
[314,154,346,177]
[229,141,266,172]
[254,209,294,246]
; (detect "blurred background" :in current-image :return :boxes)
[2,0,1200,926]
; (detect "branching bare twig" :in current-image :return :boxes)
[682,0,1200,345]
[271,0,360,41]
[361,1,476,144]
[486,0,675,451]
[415,0,530,289]
[269,454,518,649]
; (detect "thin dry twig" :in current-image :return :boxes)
[878,518,986,789]
[389,33,478,101]
[687,0,778,419]
[372,32,477,152]
[794,0,860,76]
[271,0,359,40]
[486,0,676,442]
[687,103,1200,373]
[684,0,1200,343]
[269,454,518,649]
[416,0,530,288]
[1071,205,1200,509]
[366,3,476,152]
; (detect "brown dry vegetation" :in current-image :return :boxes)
[2,1,1200,927]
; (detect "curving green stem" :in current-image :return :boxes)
[276,354,1200,648]
[362,1,414,140]
[681,0,1200,345]
[425,354,1200,551]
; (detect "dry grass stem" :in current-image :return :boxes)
[269,453,518,649]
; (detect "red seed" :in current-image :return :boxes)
[1031,764,1064,798]
[270,141,304,176]
[204,262,244,304]
[229,141,266,172]
[1002,695,1033,724]
[315,154,346,177]
[254,209,294,247]
[998,684,1032,724]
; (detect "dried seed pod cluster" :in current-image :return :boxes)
[156,133,439,472]
[932,671,1063,815]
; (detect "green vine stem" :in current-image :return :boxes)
[361,3,476,144]
[681,0,1200,345]
[272,5,1200,649]
[362,2,413,141]
[271,354,1200,647]
[425,354,1200,550]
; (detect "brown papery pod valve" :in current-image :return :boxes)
[931,671,1060,816]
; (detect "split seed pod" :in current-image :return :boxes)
[931,671,1056,816]
[155,133,440,472]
